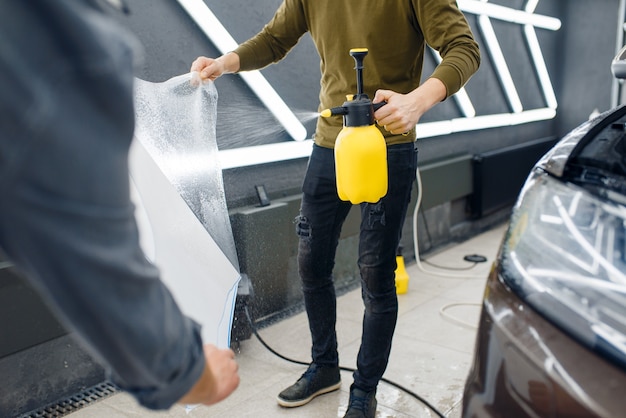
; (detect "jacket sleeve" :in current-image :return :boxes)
[234,0,309,71]
[415,0,481,98]
[0,0,206,411]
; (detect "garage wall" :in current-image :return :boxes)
[2,2,625,414]
[113,0,622,206]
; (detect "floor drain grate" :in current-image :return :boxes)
[19,381,118,418]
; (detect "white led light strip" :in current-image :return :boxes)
[478,13,524,113]
[177,0,561,168]
[457,0,561,30]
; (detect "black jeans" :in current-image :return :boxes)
[296,142,417,391]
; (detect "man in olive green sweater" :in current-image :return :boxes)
[191,1,479,416]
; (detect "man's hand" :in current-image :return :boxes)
[373,77,447,135]
[190,52,240,82]
[178,344,240,406]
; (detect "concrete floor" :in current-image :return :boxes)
[68,223,508,418]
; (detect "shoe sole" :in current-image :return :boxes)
[276,381,342,408]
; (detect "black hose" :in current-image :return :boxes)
[243,305,447,418]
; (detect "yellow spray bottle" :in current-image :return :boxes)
[320,48,387,204]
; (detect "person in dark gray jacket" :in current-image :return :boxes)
[0,0,239,410]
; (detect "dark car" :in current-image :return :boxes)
[462,52,626,417]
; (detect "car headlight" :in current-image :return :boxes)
[501,170,626,368]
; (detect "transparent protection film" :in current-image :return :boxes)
[133,73,239,270]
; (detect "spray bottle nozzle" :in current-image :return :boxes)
[320,106,348,118]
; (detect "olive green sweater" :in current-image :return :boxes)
[234,0,480,148]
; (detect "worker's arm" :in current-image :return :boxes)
[190,52,241,81]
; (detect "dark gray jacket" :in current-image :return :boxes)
[0,0,205,409]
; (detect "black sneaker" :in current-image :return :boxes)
[344,385,377,418]
[277,363,341,407]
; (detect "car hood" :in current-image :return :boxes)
[537,104,626,200]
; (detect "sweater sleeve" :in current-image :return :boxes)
[234,0,309,71]
[416,0,480,98]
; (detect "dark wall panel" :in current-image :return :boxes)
[116,0,609,206]
[556,0,621,137]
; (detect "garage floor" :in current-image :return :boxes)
[68,223,508,418]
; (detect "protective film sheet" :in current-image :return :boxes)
[129,73,240,348]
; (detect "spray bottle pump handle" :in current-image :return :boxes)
[373,101,386,112]
[350,48,368,68]
[319,48,386,120]
[350,48,368,96]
